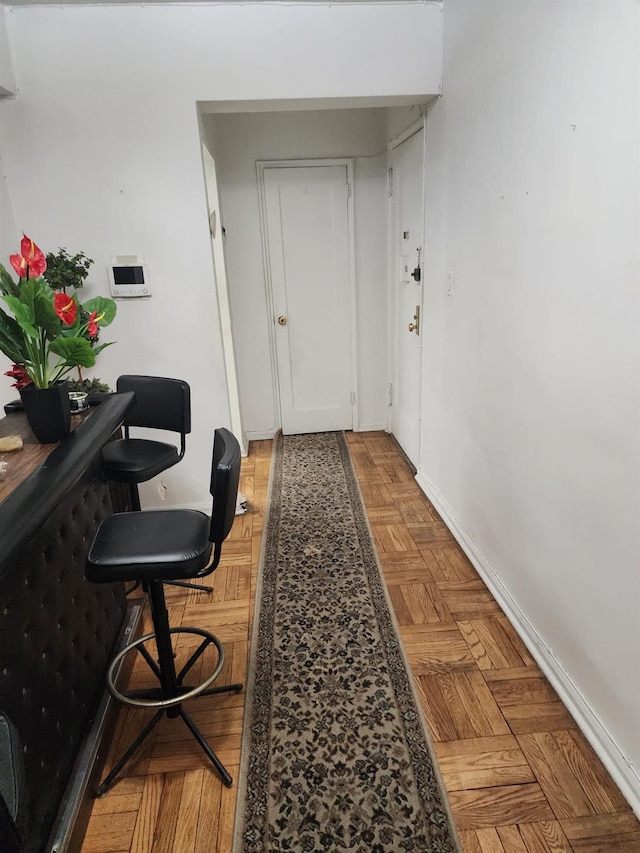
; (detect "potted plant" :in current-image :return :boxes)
[44,248,94,292]
[0,234,117,442]
[67,375,113,407]
[66,377,111,394]
[44,247,112,392]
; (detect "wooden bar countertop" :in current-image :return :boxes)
[0,393,135,572]
[0,406,89,504]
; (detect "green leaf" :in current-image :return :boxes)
[33,291,62,338]
[83,296,117,327]
[0,306,28,363]
[90,341,115,357]
[0,264,19,298]
[4,279,61,341]
[49,336,96,368]
[3,294,38,339]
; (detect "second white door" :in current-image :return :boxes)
[391,129,425,466]
[262,164,354,435]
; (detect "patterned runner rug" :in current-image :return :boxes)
[233,432,460,852]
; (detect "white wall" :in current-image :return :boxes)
[0,8,15,96]
[0,157,17,412]
[0,2,442,507]
[0,7,17,411]
[421,1,640,807]
[204,108,389,437]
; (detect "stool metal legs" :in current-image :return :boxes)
[96,709,164,798]
[162,578,214,593]
[96,581,243,798]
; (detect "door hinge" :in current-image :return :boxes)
[346,182,352,199]
[387,167,394,197]
[387,383,393,406]
[351,391,356,405]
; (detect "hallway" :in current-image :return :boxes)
[81,433,640,852]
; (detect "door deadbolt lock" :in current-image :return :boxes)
[408,305,420,335]
[277,315,288,326]
[411,248,422,282]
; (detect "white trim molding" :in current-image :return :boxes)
[245,428,279,442]
[387,114,426,152]
[415,468,640,820]
[355,422,388,433]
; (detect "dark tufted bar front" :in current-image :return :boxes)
[0,392,135,853]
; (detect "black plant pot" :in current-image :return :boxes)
[19,381,71,443]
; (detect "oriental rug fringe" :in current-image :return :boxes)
[233,432,460,852]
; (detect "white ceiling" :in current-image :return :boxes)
[5,0,424,5]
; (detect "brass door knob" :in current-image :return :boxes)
[277,315,287,326]
[408,305,420,335]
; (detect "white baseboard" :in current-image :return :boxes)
[141,498,210,512]
[245,424,388,440]
[415,469,640,819]
[180,501,211,513]
[245,428,278,441]
[355,422,388,433]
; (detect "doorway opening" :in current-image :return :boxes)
[197,98,431,447]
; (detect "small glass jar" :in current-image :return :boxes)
[69,391,89,413]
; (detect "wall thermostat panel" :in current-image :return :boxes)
[108,255,151,298]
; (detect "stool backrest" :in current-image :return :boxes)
[117,375,191,446]
[208,428,241,570]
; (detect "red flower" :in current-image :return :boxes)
[4,364,32,389]
[9,234,47,279]
[54,292,77,326]
[86,310,105,339]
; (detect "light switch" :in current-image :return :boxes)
[447,271,454,296]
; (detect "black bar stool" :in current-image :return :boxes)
[87,427,243,796]
[102,375,191,513]
[102,375,211,594]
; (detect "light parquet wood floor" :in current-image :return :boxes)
[81,432,640,853]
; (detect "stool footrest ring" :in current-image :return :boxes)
[96,624,243,796]
[107,626,225,709]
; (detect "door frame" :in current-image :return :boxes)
[256,158,359,433]
[201,142,246,454]
[386,117,427,459]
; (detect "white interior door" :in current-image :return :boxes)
[263,164,354,435]
[391,129,425,466]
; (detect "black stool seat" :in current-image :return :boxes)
[86,427,243,796]
[101,438,181,481]
[86,509,211,582]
